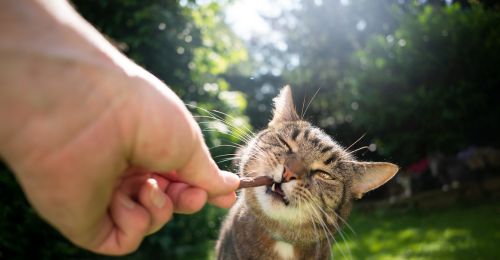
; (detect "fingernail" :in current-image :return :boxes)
[222,171,240,189]
[119,194,135,209]
[148,179,165,209]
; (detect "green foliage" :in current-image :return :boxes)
[0,164,93,258]
[190,2,248,79]
[349,3,500,163]
[332,201,500,259]
[234,0,404,147]
[73,0,197,95]
[243,0,500,165]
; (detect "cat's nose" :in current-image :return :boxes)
[283,156,306,182]
[283,165,298,182]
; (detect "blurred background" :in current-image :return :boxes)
[1,0,499,259]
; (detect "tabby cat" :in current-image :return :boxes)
[216,86,398,260]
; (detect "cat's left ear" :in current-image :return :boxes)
[346,161,399,199]
[269,85,300,126]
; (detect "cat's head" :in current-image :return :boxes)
[239,86,398,241]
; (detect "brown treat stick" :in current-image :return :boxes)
[238,176,274,189]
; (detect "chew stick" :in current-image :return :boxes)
[238,176,274,189]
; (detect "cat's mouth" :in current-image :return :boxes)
[265,182,289,205]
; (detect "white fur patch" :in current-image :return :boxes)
[255,181,312,223]
[274,241,295,260]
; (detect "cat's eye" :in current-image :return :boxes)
[313,170,334,180]
[277,136,293,153]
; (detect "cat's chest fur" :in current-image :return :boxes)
[215,199,331,260]
[274,241,295,260]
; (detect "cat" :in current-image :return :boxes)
[216,86,398,260]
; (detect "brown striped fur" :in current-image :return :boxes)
[216,86,398,260]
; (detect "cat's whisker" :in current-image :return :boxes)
[300,87,307,120]
[197,128,248,151]
[196,118,253,144]
[344,133,367,152]
[210,109,255,139]
[189,105,255,143]
[312,184,357,242]
[253,144,278,161]
[216,157,243,164]
[248,147,276,166]
[305,184,348,259]
[334,225,354,259]
[230,149,270,169]
[307,192,353,260]
[245,148,270,161]
[212,153,239,158]
[309,202,351,260]
[239,169,261,177]
[312,184,357,238]
[313,200,353,259]
[200,125,246,140]
[302,87,321,118]
[306,202,338,260]
[299,192,332,237]
[346,145,370,156]
[209,144,245,151]
[198,121,253,144]
[203,129,268,167]
[331,210,357,237]
[194,108,254,138]
[299,199,322,258]
[218,151,266,166]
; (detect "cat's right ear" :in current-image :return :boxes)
[346,161,399,199]
[269,85,300,126]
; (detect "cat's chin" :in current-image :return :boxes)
[254,183,307,223]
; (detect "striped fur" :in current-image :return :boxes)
[216,86,397,260]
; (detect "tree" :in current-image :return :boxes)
[239,0,500,165]
[349,3,500,164]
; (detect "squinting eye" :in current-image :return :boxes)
[313,170,334,180]
[277,136,293,153]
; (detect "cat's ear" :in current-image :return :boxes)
[269,85,300,126]
[347,161,399,199]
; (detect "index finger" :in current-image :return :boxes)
[161,170,238,208]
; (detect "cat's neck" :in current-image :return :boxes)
[229,198,332,259]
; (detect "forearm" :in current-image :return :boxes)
[0,1,131,238]
[0,0,133,152]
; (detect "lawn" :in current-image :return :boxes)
[331,200,500,260]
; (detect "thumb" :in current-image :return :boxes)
[126,77,239,199]
[175,141,240,197]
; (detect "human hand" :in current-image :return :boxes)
[0,0,239,255]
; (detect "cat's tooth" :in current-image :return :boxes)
[271,183,276,192]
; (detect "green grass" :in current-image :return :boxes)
[331,200,500,260]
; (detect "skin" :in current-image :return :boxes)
[0,0,239,255]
